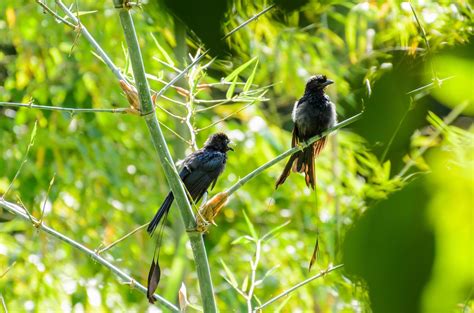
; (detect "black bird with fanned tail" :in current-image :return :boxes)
[146,133,232,303]
[275,75,336,190]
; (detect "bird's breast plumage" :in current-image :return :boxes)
[293,93,336,139]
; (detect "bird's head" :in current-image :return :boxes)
[203,133,233,152]
[305,75,334,92]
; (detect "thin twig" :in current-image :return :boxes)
[97,222,150,254]
[247,240,261,313]
[155,103,185,120]
[36,0,76,29]
[0,293,6,313]
[160,94,186,106]
[55,0,126,81]
[380,106,410,163]
[223,4,276,40]
[2,121,37,199]
[39,173,56,223]
[0,261,16,279]
[153,51,209,101]
[16,196,36,226]
[408,1,438,81]
[195,97,265,112]
[159,120,191,144]
[0,102,130,114]
[254,264,344,311]
[153,56,181,73]
[0,199,179,312]
[196,102,254,132]
[406,76,455,95]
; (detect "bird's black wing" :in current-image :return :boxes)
[182,150,226,204]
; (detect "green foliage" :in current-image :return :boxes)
[0,0,472,312]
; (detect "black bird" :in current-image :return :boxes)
[147,132,232,303]
[275,75,336,190]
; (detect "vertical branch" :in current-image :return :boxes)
[111,2,217,311]
[247,239,261,313]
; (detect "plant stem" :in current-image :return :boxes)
[112,3,217,311]
[55,0,126,81]
[222,4,275,40]
[35,0,76,29]
[97,222,150,254]
[254,264,344,311]
[0,199,179,312]
[225,112,364,196]
[247,240,261,313]
[0,102,129,114]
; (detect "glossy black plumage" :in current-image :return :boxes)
[147,132,232,303]
[275,75,336,190]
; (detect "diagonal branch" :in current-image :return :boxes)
[0,199,180,312]
[254,264,344,311]
[53,0,126,81]
[226,112,364,196]
[222,4,276,40]
[36,0,76,29]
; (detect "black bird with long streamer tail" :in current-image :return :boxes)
[275,75,336,190]
[146,133,232,303]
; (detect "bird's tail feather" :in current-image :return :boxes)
[302,146,316,189]
[275,138,327,190]
[275,152,300,189]
[294,138,327,190]
[147,192,174,235]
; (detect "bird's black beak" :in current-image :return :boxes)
[228,146,234,152]
[322,79,334,87]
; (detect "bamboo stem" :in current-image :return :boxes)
[112,2,217,311]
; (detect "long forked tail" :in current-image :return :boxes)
[294,138,327,190]
[275,152,300,189]
[147,192,174,235]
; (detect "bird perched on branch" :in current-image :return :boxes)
[275,75,336,190]
[147,132,232,303]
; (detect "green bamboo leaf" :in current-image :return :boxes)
[231,235,255,245]
[29,120,37,145]
[241,274,249,293]
[261,220,290,241]
[220,259,238,287]
[224,57,258,82]
[226,77,237,100]
[383,161,391,180]
[243,60,259,93]
[150,33,175,67]
[243,210,258,239]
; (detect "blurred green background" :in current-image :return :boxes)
[0,0,472,312]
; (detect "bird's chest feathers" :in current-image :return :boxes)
[292,95,335,135]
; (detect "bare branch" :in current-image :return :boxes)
[0,101,130,114]
[223,4,276,40]
[254,264,344,311]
